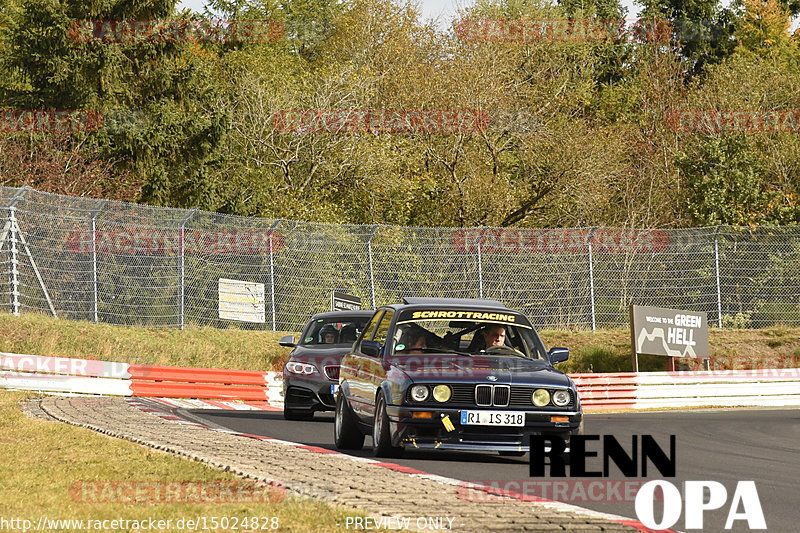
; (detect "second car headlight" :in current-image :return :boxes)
[286,361,317,375]
[532,388,551,407]
[432,385,452,403]
[410,385,429,402]
[552,390,571,407]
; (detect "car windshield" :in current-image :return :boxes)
[299,316,370,346]
[391,311,548,361]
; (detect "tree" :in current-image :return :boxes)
[3,0,228,210]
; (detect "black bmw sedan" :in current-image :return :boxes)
[334,298,583,457]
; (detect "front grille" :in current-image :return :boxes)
[493,385,510,406]
[475,384,492,406]
[323,365,340,380]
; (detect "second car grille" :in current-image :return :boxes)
[323,365,340,380]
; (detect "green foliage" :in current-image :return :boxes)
[678,136,771,225]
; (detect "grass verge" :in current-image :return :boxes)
[0,391,372,532]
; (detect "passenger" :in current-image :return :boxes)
[397,326,429,354]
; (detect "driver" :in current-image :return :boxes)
[320,324,338,344]
[481,324,506,348]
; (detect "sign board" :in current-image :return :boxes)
[630,305,709,358]
[218,278,266,323]
[332,291,361,312]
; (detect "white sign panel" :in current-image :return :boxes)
[218,278,265,323]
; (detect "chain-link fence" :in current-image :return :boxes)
[2,185,800,332]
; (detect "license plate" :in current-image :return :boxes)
[331,384,339,394]
[460,410,525,426]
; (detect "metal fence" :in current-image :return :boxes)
[2,185,800,332]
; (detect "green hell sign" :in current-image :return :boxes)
[630,305,709,358]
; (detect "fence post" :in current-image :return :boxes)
[587,227,597,331]
[367,224,379,309]
[178,209,197,330]
[89,200,106,324]
[477,228,484,299]
[268,219,282,331]
[714,225,723,328]
[4,187,30,316]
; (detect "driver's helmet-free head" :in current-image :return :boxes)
[397,324,427,352]
[320,324,338,343]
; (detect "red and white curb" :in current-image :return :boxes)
[126,398,670,533]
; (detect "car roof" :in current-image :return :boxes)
[390,297,511,310]
[308,310,375,321]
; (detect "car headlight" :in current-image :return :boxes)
[410,385,429,402]
[552,389,571,407]
[285,361,317,375]
[532,388,551,407]
[432,385,452,403]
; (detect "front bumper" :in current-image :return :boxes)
[283,378,337,412]
[386,405,582,452]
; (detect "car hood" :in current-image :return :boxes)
[289,345,354,359]
[389,354,573,388]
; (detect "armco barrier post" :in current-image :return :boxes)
[178,209,197,330]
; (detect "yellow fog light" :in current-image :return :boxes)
[532,389,551,407]
[432,385,452,403]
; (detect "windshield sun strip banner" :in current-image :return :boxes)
[396,310,532,329]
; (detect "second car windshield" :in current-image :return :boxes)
[391,317,547,361]
[300,317,369,346]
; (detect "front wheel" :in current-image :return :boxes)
[334,393,364,450]
[372,392,402,458]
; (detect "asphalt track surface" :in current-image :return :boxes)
[178,408,799,532]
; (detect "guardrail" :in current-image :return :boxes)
[0,351,284,406]
[2,352,799,410]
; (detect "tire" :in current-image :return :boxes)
[372,392,402,458]
[334,393,364,450]
[283,408,314,421]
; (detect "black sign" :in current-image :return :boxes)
[331,291,361,311]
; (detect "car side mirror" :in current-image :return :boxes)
[548,347,569,364]
[279,334,296,347]
[360,340,381,357]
